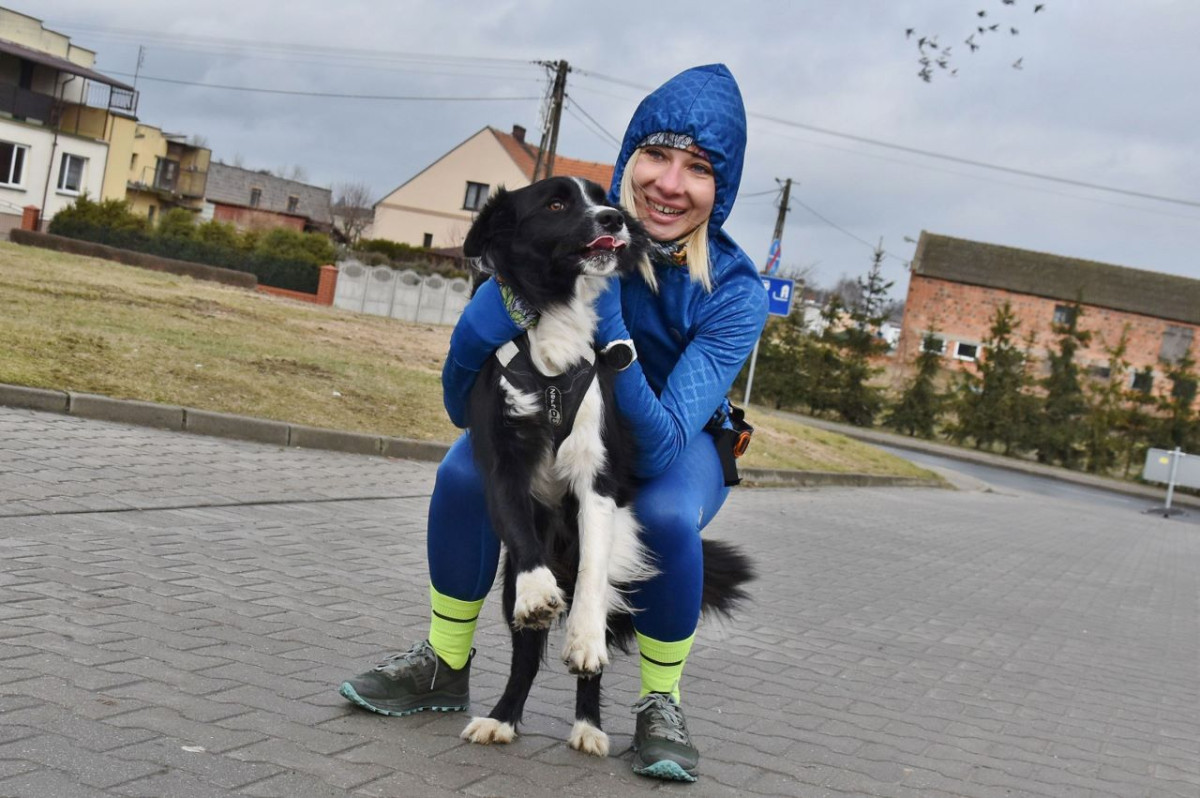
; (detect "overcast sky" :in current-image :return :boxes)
[31,1,1200,300]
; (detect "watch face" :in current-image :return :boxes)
[604,342,635,371]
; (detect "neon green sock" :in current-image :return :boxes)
[636,631,695,703]
[427,585,483,670]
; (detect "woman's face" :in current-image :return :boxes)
[629,145,716,242]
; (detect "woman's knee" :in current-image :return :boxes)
[636,497,703,557]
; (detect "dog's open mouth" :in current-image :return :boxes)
[582,236,627,254]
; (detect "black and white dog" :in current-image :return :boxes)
[458,177,752,757]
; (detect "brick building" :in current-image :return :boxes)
[203,162,332,234]
[897,232,1200,399]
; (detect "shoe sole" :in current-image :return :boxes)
[338,682,468,717]
[632,758,698,783]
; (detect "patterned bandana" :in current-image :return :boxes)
[636,131,709,161]
[655,242,688,267]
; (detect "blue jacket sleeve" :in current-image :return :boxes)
[613,273,768,479]
[442,278,524,427]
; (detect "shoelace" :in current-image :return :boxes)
[373,641,441,688]
[632,693,691,745]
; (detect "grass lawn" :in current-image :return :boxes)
[0,240,936,479]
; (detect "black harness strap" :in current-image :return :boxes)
[496,335,598,451]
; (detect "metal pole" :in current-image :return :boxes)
[743,340,760,406]
[1164,446,1182,515]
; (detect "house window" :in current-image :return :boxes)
[422,233,433,248]
[249,187,262,208]
[1131,370,1153,394]
[1172,378,1197,404]
[920,335,946,355]
[1087,364,1111,380]
[0,141,27,186]
[1052,304,1077,326]
[286,195,299,213]
[1159,325,1194,364]
[56,153,86,194]
[954,342,980,361]
[463,181,489,211]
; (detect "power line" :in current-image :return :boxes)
[564,97,622,148]
[790,195,909,265]
[106,72,540,102]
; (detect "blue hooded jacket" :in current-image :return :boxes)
[443,64,767,479]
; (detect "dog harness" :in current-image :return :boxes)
[495,335,597,451]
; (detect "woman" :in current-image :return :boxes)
[340,63,767,784]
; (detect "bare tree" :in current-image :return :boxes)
[332,181,375,246]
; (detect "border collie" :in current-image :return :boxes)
[458,176,753,758]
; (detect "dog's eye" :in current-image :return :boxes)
[547,199,565,212]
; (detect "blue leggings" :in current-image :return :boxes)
[427,431,730,642]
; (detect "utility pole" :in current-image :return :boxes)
[743,178,794,407]
[532,60,568,182]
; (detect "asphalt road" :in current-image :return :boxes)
[875,444,1200,527]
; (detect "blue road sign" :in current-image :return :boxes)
[762,276,794,317]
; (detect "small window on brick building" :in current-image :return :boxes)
[286,195,299,213]
[249,187,262,208]
[422,233,433,248]
[1087,364,1111,380]
[921,335,946,355]
[1131,370,1154,394]
[954,342,980,361]
[1052,304,1077,326]
[1172,377,1197,404]
[1159,325,1194,364]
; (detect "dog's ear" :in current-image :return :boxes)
[462,187,513,273]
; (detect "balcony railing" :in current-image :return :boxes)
[0,84,58,125]
[130,163,208,200]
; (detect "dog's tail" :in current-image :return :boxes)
[608,539,754,653]
[700,538,755,618]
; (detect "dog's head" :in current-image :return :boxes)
[463,177,649,311]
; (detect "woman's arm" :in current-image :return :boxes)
[598,274,768,479]
[442,278,525,427]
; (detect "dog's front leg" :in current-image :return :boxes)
[562,491,616,676]
[486,478,565,630]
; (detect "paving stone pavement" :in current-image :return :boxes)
[1,405,1198,797]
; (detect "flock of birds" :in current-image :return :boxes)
[908,0,1047,82]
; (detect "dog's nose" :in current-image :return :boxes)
[596,208,624,233]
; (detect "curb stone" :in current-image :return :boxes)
[0,382,940,490]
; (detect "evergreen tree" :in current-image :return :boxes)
[1035,302,1091,467]
[1082,326,1130,474]
[1121,367,1159,477]
[830,244,893,426]
[950,301,1038,454]
[884,329,944,437]
[1156,349,1200,451]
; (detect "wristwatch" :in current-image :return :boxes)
[599,339,637,371]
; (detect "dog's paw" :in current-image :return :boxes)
[562,622,608,676]
[512,567,566,630]
[568,720,609,757]
[461,716,516,745]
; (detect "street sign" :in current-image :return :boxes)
[761,276,794,317]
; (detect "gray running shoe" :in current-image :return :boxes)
[338,640,470,716]
[631,692,699,782]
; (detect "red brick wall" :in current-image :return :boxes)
[212,204,305,232]
[898,275,1200,395]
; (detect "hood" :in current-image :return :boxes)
[608,63,747,236]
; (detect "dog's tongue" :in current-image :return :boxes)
[586,236,626,251]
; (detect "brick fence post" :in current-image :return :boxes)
[21,206,40,232]
[316,264,338,306]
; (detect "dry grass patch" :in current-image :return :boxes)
[0,241,937,480]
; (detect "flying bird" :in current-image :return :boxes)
[977,9,987,17]
[1011,27,1019,34]
[906,28,915,38]
[965,34,980,51]
[1034,4,1044,11]
[1012,57,1024,69]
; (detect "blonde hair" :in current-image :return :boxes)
[619,149,714,293]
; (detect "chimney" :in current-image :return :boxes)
[512,125,526,143]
